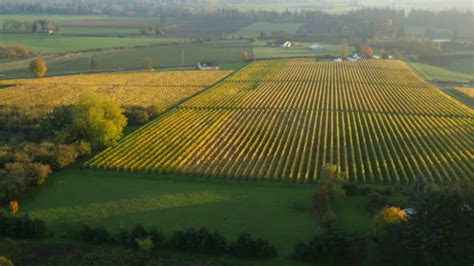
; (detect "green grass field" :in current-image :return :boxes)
[410,62,474,83]
[420,53,474,75]
[253,41,344,58]
[19,162,380,264]
[59,26,140,36]
[232,22,303,38]
[0,34,183,53]
[0,40,251,79]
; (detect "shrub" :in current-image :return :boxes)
[9,200,19,215]
[135,237,154,253]
[79,225,112,244]
[169,227,227,254]
[363,192,388,215]
[0,214,46,239]
[149,228,166,247]
[29,59,47,78]
[342,183,358,196]
[124,106,152,125]
[129,224,149,247]
[230,233,277,259]
[373,206,407,235]
[292,230,368,265]
[0,256,14,266]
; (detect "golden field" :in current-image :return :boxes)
[0,70,231,110]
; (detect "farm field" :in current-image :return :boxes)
[410,62,474,83]
[454,87,474,100]
[443,87,474,108]
[232,22,303,38]
[253,41,345,59]
[58,26,139,36]
[420,53,474,74]
[0,70,230,110]
[0,34,183,53]
[18,163,389,263]
[88,58,474,184]
[0,40,251,79]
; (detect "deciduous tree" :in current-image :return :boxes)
[340,39,350,58]
[144,57,153,70]
[373,206,406,235]
[71,94,127,148]
[9,200,19,215]
[29,59,47,78]
[241,51,251,62]
[360,44,374,59]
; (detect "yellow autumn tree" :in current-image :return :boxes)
[30,59,48,78]
[374,206,406,235]
[340,39,350,58]
[0,257,14,266]
[241,51,251,62]
[9,200,19,215]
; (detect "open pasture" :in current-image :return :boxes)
[0,34,182,53]
[0,40,250,79]
[0,70,230,110]
[88,58,474,184]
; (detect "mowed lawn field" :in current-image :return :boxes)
[20,163,383,264]
[88,58,474,184]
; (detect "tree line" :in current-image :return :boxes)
[295,168,474,266]
[2,19,60,33]
[0,2,472,40]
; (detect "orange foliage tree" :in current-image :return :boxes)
[360,44,374,59]
[374,206,406,234]
[30,59,48,78]
[9,200,19,215]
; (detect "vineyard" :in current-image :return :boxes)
[0,70,230,110]
[87,58,474,184]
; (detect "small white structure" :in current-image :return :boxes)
[348,57,358,62]
[388,55,394,60]
[334,58,343,62]
[198,62,220,70]
[402,208,416,217]
[48,30,54,35]
[372,55,381,60]
[282,41,293,48]
[308,44,325,51]
[351,53,361,60]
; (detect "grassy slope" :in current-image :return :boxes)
[19,163,376,264]
[410,62,474,83]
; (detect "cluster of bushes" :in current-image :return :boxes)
[313,165,346,229]
[298,177,474,266]
[124,106,161,125]
[0,211,46,239]
[2,19,60,33]
[79,225,277,259]
[0,45,29,58]
[342,183,397,197]
[0,141,91,202]
[292,229,368,265]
